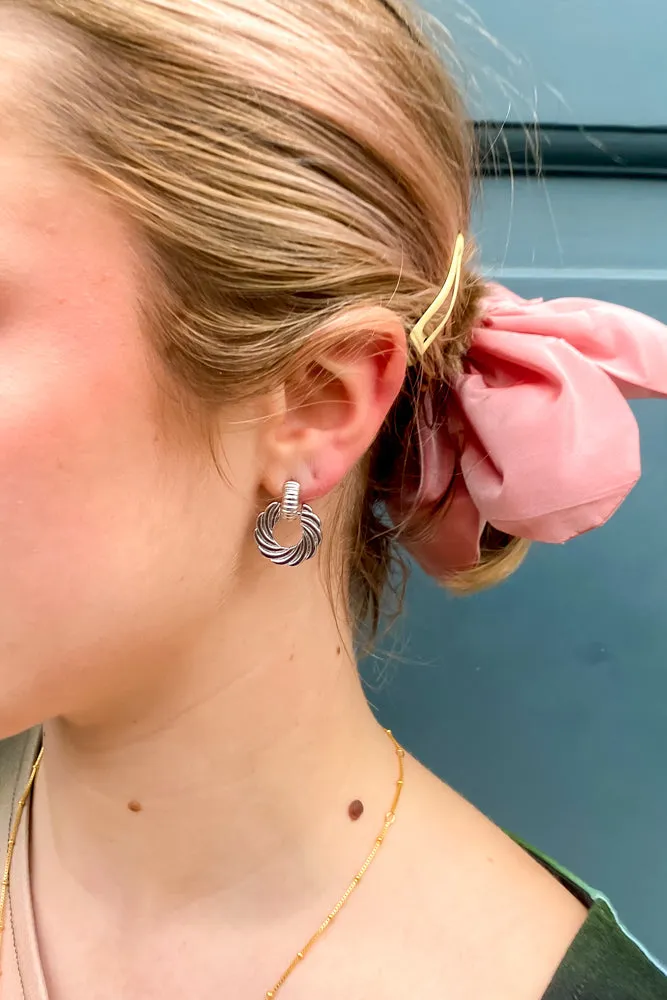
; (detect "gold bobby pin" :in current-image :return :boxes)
[409,232,466,356]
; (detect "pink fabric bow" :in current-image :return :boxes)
[393,284,667,578]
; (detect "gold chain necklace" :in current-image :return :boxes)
[0,729,405,997]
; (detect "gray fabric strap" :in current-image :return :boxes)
[1,729,47,1000]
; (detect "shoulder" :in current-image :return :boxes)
[389,757,666,999]
[369,759,590,999]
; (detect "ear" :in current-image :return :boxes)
[261,306,408,500]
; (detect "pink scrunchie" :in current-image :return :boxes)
[392,284,667,578]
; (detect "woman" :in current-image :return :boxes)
[0,0,665,997]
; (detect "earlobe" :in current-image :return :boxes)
[261,307,408,502]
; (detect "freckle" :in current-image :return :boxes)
[336,646,341,656]
[128,800,142,813]
[348,799,364,821]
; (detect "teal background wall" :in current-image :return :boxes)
[422,0,667,125]
[363,2,667,963]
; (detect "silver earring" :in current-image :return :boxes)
[255,481,323,567]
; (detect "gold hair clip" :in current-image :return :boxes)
[409,233,466,356]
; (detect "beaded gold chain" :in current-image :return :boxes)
[265,728,405,997]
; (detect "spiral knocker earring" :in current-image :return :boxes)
[255,481,323,567]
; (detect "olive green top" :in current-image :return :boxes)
[511,835,667,998]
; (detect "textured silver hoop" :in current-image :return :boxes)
[255,481,323,567]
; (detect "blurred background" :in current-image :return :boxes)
[362,0,667,961]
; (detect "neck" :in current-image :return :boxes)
[31,571,396,921]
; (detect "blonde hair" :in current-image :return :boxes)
[4,0,528,636]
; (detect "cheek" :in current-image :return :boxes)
[0,284,254,731]
[0,157,259,732]
[0,273,161,601]
[0,199,164,600]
